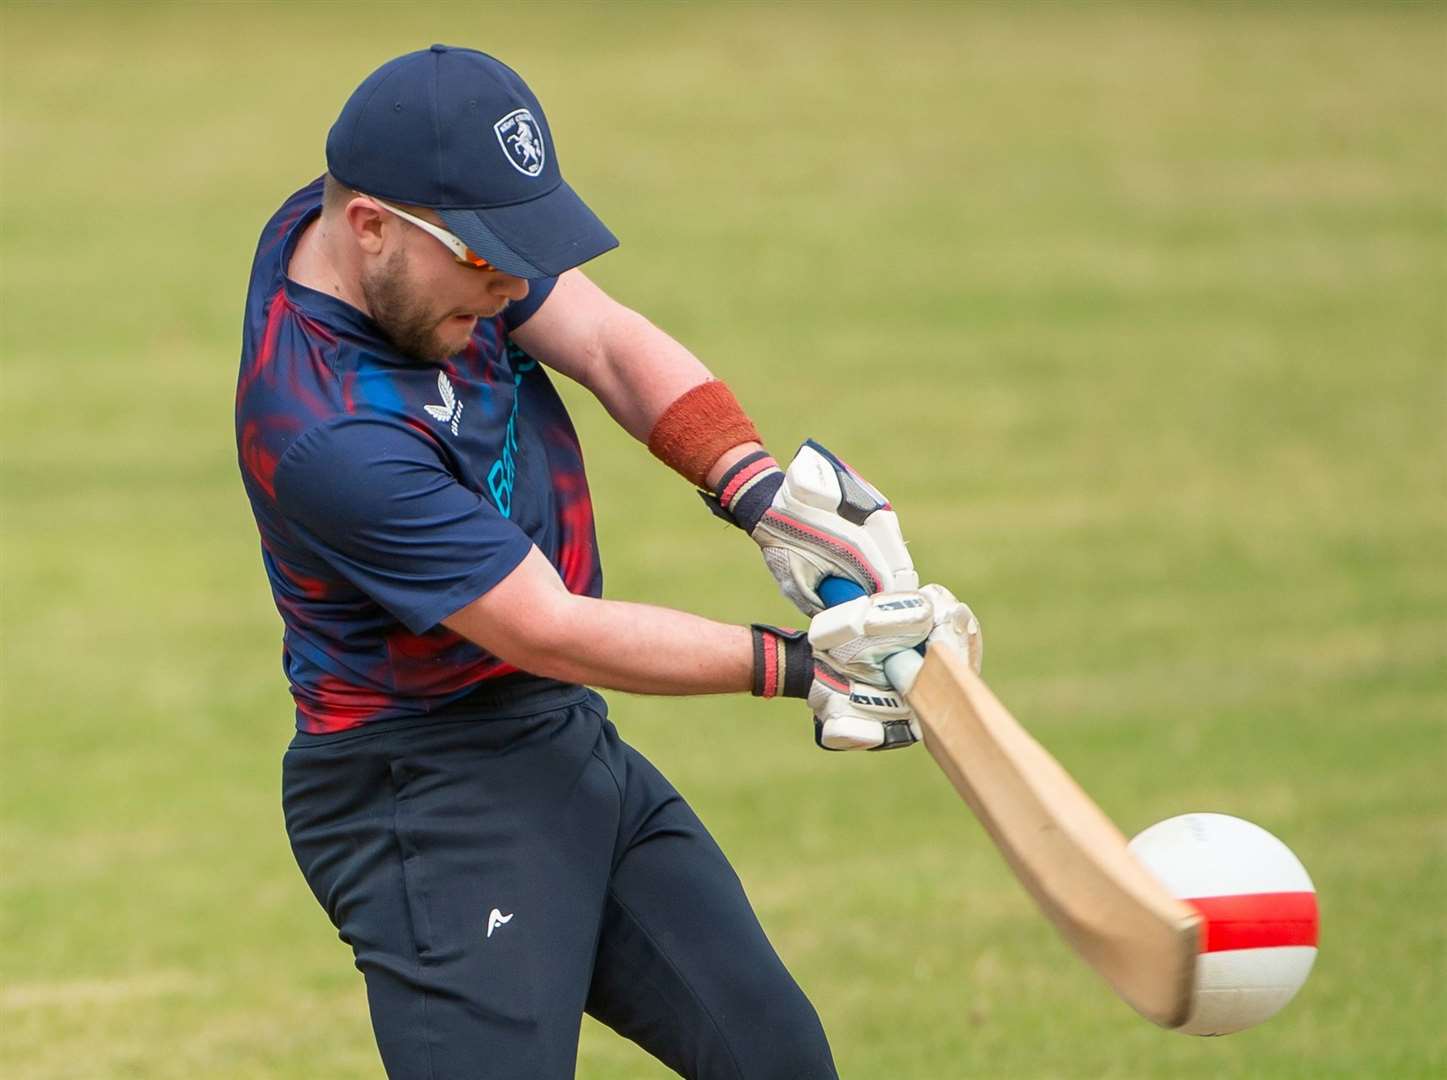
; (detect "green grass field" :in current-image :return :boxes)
[3,2,1444,1076]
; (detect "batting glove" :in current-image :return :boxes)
[704,440,918,616]
[881,583,985,696]
[752,589,935,751]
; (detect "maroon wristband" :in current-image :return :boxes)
[646,380,762,487]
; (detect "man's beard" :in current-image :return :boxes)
[359,248,460,363]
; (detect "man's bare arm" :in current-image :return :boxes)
[443,546,754,696]
[442,546,944,753]
[509,270,759,488]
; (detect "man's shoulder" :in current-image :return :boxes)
[238,349,451,506]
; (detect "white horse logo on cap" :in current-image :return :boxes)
[493,108,546,177]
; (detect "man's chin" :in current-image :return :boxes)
[435,314,479,356]
[377,312,489,363]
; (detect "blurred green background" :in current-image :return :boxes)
[3,1,1444,1077]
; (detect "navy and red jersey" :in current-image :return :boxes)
[236,179,602,733]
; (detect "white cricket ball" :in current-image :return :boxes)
[1129,813,1319,1036]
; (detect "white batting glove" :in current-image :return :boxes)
[806,590,934,684]
[810,668,919,751]
[751,590,935,752]
[813,586,982,749]
[704,441,918,616]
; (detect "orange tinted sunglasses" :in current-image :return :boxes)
[369,196,498,271]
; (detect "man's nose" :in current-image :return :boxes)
[492,274,530,302]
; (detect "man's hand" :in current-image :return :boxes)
[883,583,984,695]
[920,583,983,673]
[809,667,919,751]
[704,441,918,615]
[752,589,934,751]
[799,585,984,751]
[807,590,935,683]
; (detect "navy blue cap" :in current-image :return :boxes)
[326,45,617,279]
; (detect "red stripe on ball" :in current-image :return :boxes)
[1187,891,1319,953]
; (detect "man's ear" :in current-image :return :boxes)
[343,197,386,256]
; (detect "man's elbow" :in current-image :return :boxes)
[447,588,589,683]
[501,629,589,685]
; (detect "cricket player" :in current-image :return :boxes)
[235,46,979,1079]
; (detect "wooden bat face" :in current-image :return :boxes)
[907,646,1201,1029]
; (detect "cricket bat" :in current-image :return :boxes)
[818,577,1201,1029]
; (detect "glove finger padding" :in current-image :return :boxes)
[919,583,983,675]
[807,590,934,684]
[809,662,920,751]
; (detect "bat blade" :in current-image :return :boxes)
[908,646,1201,1029]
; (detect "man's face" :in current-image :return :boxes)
[358,214,529,364]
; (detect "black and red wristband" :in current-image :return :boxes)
[750,624,813,699]
[702,451,783,533]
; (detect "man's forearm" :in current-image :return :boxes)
[442,547,758,696]
[590,309,768,489]
[508,272,767,486]
[529,593,755,696]
[589,306,716,443]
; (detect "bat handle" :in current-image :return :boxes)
[817,576,869,608]
[817,576,926,693]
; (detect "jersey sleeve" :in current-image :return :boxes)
[503,274,558,331]
[272,418,534,634]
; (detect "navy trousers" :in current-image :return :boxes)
[281,680,838,1079]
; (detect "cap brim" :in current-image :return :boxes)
[438,181,617,279]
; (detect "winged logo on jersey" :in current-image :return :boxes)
[425,371,464,436]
